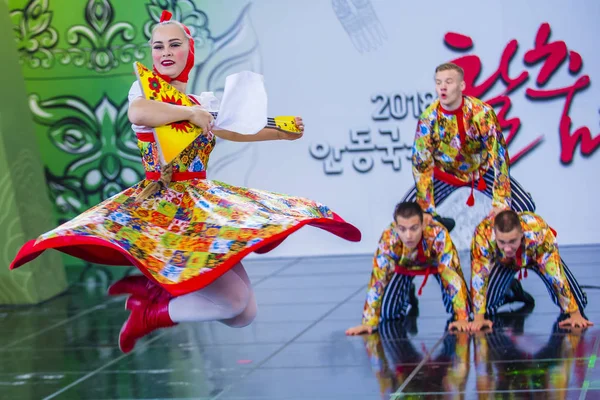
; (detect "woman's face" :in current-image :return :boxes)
[151,23,190,78]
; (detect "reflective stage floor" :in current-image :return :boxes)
[1,245,599,399]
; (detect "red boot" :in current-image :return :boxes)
[118,297,177,353]
[108,275,172,303]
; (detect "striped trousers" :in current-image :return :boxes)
[401,167,536,213]
[379,273,457,322]
[484,263,587,316]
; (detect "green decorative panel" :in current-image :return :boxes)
[0,0,67,305]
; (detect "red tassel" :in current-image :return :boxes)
[524,269,528,278]
[518,269,522,280]
[466,191,475,206]
[160,10,173,22]
[477,177,487,191]
[466,180,475,206]
[418,272,430,296]
[550,227,557,237]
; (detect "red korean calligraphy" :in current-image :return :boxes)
[523,23,599,165]
[443,22,599,166]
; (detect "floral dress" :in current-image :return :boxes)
[10,86,361,296]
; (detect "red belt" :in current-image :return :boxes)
[395,265,439,296]
[145,171,206,181]
[434,167,487,207]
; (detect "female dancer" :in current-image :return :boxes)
[10,11,361,353]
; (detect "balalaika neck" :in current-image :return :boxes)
[208,112,278,129]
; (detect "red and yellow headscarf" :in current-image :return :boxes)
[153,10,195,84]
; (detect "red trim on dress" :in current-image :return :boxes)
[9,212,361,297]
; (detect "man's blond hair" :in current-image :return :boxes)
[435,62,464,80]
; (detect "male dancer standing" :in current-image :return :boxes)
[402,62,536,307]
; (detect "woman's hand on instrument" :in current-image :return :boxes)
[189,106,214,134]
[278,117,304,141]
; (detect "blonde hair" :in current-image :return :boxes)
[149,20,193,44]
[435,62,464,80]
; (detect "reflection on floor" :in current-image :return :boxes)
[1,245,599,399]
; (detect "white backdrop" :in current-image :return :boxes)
[191,0,600,256]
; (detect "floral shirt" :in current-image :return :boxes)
[412,96,511,215]
[470,212,579,314]
[362,221,470,326]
